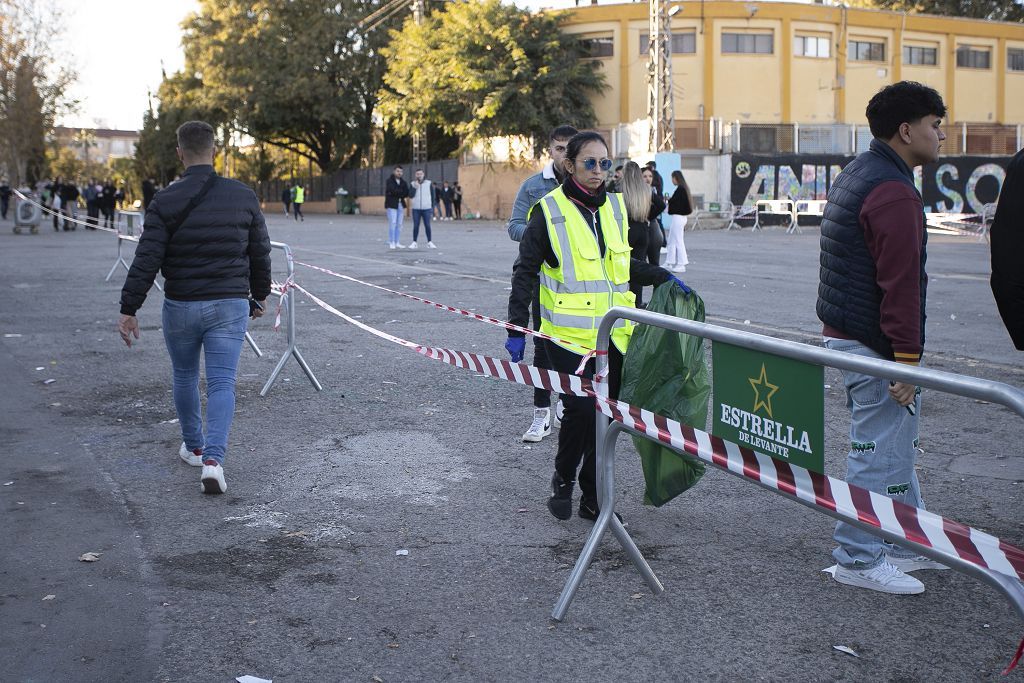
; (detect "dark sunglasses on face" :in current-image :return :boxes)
[581,157,613,172]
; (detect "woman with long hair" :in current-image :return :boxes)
[665,169,694,272]
[642,166,665,266]
[620,161,654,306]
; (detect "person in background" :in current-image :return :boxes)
[117,120,272,495]
[142,178,156,211]
[292,182,304,221]
[990,146,1024,350]
[440,181,454,221]
[102,180,117,228]
[408,168,437,249]
[642,166,665,267]
[58,180,80,231]
[385,166,410,249]
[0,178,11,220]
[506,124,578,443]
[452,183,463,220]
[620,161,654,306]
[664,170,693,272]
[818,81,949,595]
[606,165,623,193]
[83,179,100,229]
[281,183,292,217]
[506,131,691,521]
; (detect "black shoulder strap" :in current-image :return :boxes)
[160,172,220,237]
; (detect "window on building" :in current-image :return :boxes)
[794,35,830,58]
[639,31,697,56]
[722,32,773,55]
[849,39,885,62]
[956,45,991,69]
[1010,48,1024,72]
[579,36,614,59]
[902,45,937,66]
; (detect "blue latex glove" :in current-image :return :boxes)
[505,336,525,362]
[670,275,692,297]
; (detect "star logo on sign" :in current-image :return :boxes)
[748,364,779,418]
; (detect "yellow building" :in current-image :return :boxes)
[560,1,1024,153]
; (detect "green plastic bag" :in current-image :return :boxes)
[619,282,710,506]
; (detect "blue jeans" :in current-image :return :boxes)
[386,208,403,244]
[826,338,923,568]
[412,209,432,242]
[162,298,249,465]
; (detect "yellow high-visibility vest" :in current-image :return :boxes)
[294,186,305,203]
[537,186,636,354]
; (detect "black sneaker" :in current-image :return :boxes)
[578,496,623,523]
[547,472,574,520]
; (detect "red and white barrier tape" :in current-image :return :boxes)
[295,260,606,359]
[290,276,1024,671]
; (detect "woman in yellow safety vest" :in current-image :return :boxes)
[505,131,692,522]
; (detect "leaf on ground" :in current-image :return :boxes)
[832,645,859,658]
[78,552,102,562]
[42,594,55,601]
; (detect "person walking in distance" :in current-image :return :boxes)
[281,183,292,217]
[117,120,272,495]
[664,170,693,272]
[408,169,437,249]
[292,182,304,221]
[440,181,454,221]
[83,180,101,229]
[506,131,691,520]
[506,125,578,442]
[385,166,410,249]
[102,180,117,228]
[0,179,11,220]
[818,81,949,594]
[641,165,665,267]
[452,183,463,220]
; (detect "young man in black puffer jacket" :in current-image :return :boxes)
[117,120,272,495]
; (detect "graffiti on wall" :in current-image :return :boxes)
[731,155,1008,214]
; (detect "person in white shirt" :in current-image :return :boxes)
[408,169,437,249]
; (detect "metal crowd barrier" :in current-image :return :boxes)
[104,225,163,293]
[258,241,322,396]
[552,306,1024,639]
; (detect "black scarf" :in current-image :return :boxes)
[562,174,606,210]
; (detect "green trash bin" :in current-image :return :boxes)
[335,188,355,214]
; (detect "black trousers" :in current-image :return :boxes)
[531,283,552,408]
[544,339,623,500]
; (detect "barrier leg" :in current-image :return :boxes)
[245,331,263,358]
[291,347,323,391]
[259,290,322,396]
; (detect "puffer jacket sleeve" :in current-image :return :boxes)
[119,199,170,315]
[247,202,272,302]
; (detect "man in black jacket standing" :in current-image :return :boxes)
[117,120,272,495]
[385,166,410,249]
[991,148,1024,350]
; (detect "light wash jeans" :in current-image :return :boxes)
[826,338,923,568]
[412,208,432,243]
[386,208,403,245]
[162,298,249,465]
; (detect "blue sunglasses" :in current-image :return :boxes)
[581,157,613,172]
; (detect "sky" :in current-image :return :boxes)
[57,0,577,133]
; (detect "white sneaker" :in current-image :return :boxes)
[427,241,437,249]
[554,399,564,426]
[659,247,668,254]
[409,241,418,249]
[178,442,204,467]
[522,408,552,442]
[396,242,406,249]
[886,554,950,573]
[830,561,924,594]
[200,461,227,494]
[388,242,396,250]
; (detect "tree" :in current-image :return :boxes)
[182,0,397,173]
[233,143,288,199]
[852,0,1023,21]
[0,0,76,185]
[377,0,606,155]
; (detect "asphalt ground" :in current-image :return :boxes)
[1,209,1022,682]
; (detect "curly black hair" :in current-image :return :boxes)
[866,81,947,140]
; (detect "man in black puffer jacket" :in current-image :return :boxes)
[118,120,272,496]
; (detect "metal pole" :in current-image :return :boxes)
[259,241,323,396]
